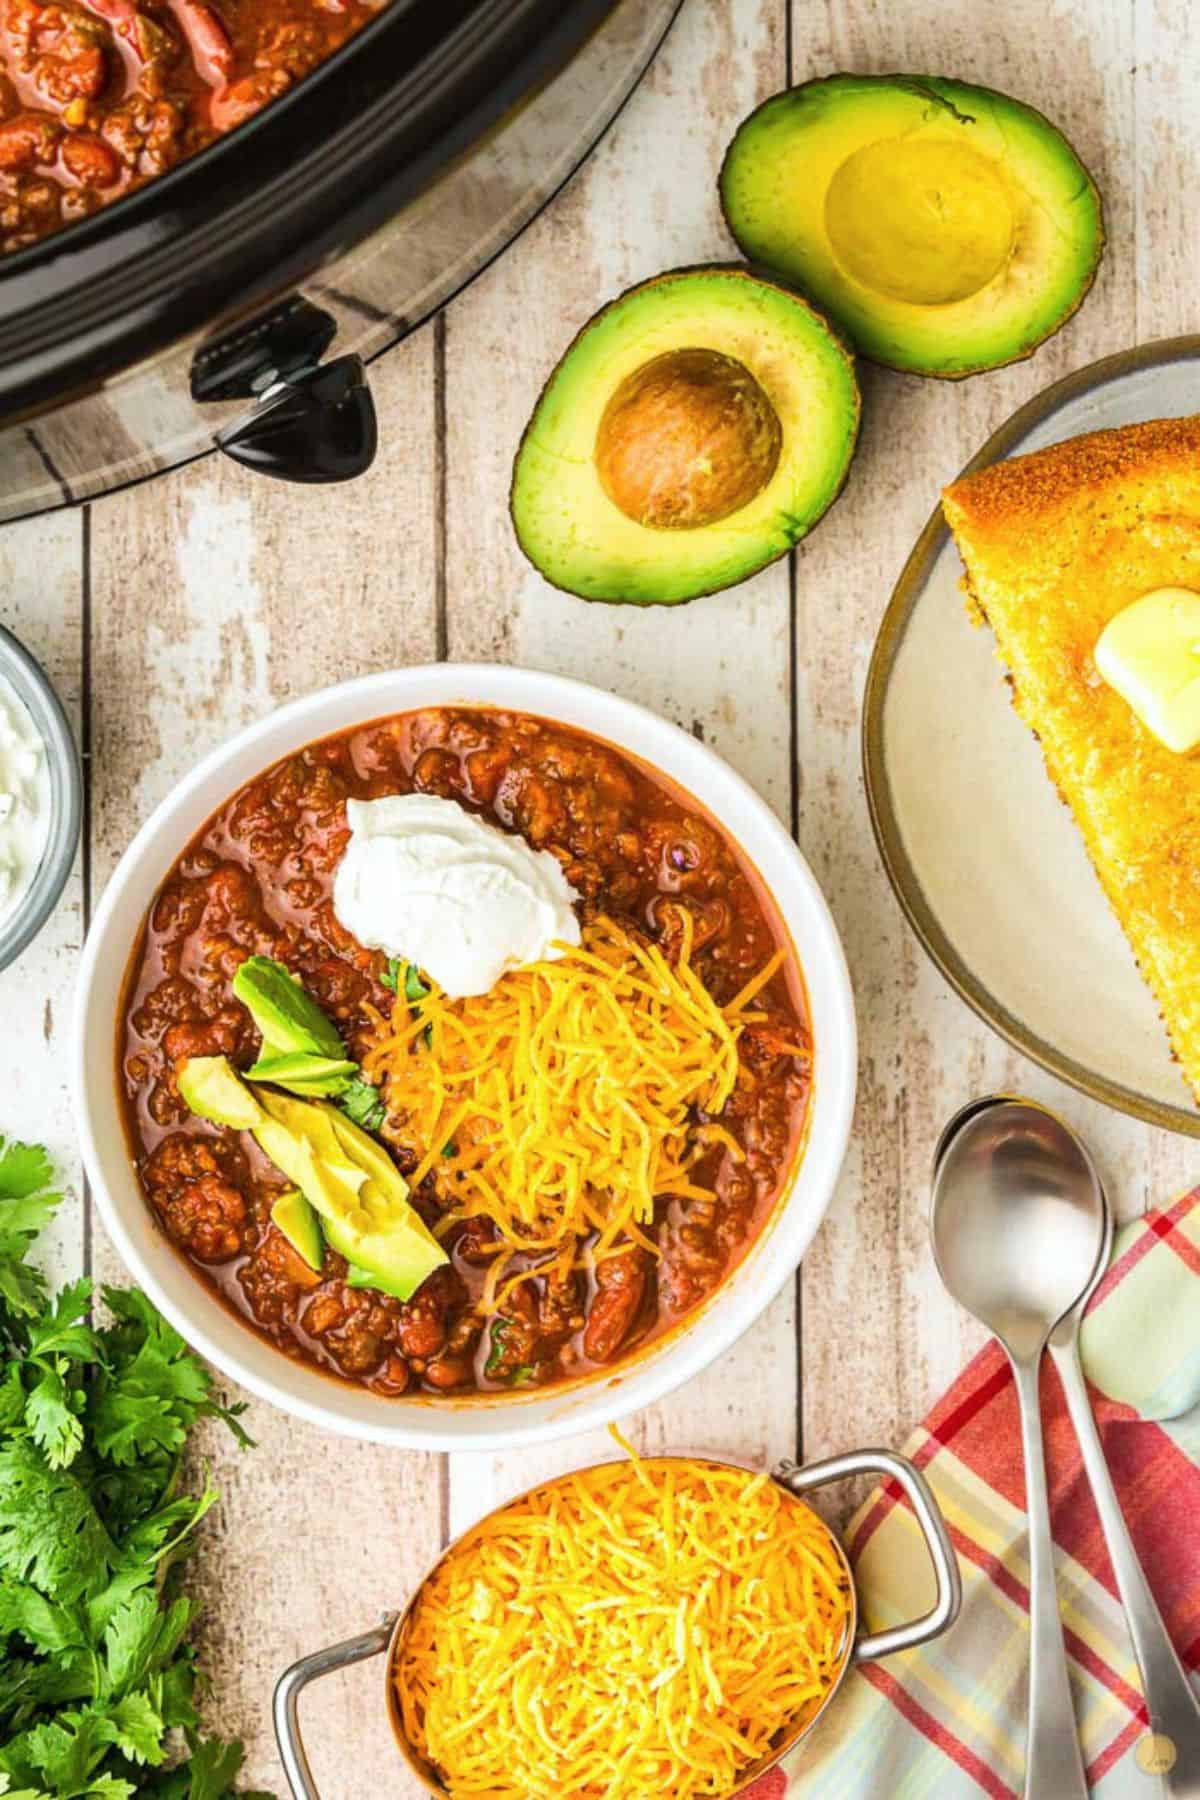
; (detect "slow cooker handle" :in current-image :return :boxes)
[774,1447,963,1663]
[216,355,378,484]
[274,1614,398,1800]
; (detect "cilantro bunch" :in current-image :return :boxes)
[0,1138,271,1800]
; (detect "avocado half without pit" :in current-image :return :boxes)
[510,266,861,605]
[720,75,1104,378]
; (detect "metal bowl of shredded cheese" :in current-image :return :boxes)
[274,1440,961,1799]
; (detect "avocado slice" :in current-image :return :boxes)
[720,75,1103,379]
[271,1188,325,1272]
[320,1109,444,1296]
[510,265,859,605]
[245,1050,358,1097]
[253,1090,371,1224]
[233,957,347,1060]
[324,1215,446,1302]
[175,1058,448,1300]
[253,1092,445,1299]
[178,1056,265,1130]
[324,1108,407,1197]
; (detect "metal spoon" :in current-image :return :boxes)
[931,1096,1105,1800]
[1047,1175,1200,1794]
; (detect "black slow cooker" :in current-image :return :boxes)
[0,0,680,523]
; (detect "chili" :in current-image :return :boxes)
[118,707,813,1399]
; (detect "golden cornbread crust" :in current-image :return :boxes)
[943,414,1200,1104]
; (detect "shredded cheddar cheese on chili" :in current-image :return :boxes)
[395,1454,852,1799]
[363,915,790,1301]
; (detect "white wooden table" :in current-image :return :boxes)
[7,0,1200,1790]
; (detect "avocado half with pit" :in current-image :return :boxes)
[510,266,860,605]
[720,75,1103,378]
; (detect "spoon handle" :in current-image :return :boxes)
[1011,1354,1090,1800]
[1051,1335,1200,1794]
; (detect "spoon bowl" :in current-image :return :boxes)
[931,1097,1108,1360]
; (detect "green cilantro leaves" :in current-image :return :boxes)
[0,1140,270,1800]
[380,960,428,1006]
[0,1142,64,1326]
[335,959,430,1132]
[335,1080,386,1134]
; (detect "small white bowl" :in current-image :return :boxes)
[73,665,856,1452]
[0,626,82,972]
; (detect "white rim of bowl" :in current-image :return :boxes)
[0,625,83,972]
[73,664,857,1451]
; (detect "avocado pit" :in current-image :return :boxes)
[824,136,1015,307]
[594,346,783,531]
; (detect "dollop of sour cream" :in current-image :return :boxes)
[0,675,49,928]
[333,793,581,998]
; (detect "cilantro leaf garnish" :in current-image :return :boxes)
[146,1733,272,1800]
[87,1289,250,1468]
[336,961,428,1133]
[336,1079,386,1134]
[380,957,429,1003]
[484,1320,508,1379]
[394,963,433,1052]
[0,1142,63,1325]
[23,1370,83,1473]
[0,1144,55,1206]
[0,1142,270,1798]
[0,1441,116,1602]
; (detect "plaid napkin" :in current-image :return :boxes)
[744,1190,1200,1799]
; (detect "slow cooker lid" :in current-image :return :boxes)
[0,0,618,418]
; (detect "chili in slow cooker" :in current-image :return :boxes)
[118,707,813,1399]
[0,0,382,252]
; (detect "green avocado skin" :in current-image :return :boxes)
[509,264,860,607]
[719,74,1104,379]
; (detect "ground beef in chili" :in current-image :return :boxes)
[0,0,381,253]
[119,707,813,1399]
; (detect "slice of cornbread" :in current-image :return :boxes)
[942,414,1200,1103]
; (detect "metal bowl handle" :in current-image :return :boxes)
[774,1448,962,1663]
[274,1615,399,1799]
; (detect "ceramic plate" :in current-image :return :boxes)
[864,336,1200,1135]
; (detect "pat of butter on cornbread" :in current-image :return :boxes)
[942,414,1200,1104]
[1095,586,1200,753]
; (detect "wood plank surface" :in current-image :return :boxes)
[0,511,83,1288]
[1,0,1197,1794]
[85,338,445,1796]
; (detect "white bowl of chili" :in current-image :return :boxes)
[73,664,856,1451]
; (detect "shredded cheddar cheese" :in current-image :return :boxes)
[363,915,790,1303]
[394,1453,853,1799]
